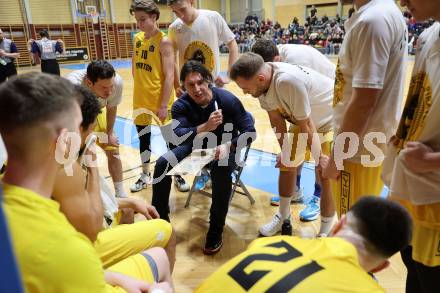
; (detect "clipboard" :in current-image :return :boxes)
[166,148,215,176]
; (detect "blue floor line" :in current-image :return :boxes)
[114,116,389,200]
[62,59,132,70]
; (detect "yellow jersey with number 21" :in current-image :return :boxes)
[196,236,384,293]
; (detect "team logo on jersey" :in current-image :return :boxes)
[340,171,350,215]
[136,41,142,48]
[149,45,155,52]
[394,72,432,151]
[183,41,215,72]
[333,59,345,107]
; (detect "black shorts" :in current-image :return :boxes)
[41,59,60,76]
[0,62,17,83]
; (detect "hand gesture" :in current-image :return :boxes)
[320,154,340,180]
[402,141,437,173]
[132,199,160,220]
[175,86,185,98]
[107,132,119,147]
[215,143,230,160]
[205,110,223,132]
[214,75,230,87]
[157,106,168,122]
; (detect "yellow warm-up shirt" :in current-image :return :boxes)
[2,184,142,292]
[196,236,384,293]
[132,31,174,126]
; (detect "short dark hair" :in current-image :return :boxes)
[230,52,264,81]
[251,39,279,62]
[167,0,185,5]
[350,196,412,258]
[180,60,213,85]
[39,29,50,38]
[86,60,116,84]
[75,85,101,129]
[0,72,81,134]
[130,0,160,20]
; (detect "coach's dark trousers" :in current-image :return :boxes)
[152,143,236,238]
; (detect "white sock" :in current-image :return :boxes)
[140,172,149,181]
[278,196,292,220]
[319,214,336,235]
[114,181,127,197]
[141,163,150,176]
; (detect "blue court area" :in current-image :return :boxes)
[62,59,231,78]
[62,59,133,70]
[114,117,388,200]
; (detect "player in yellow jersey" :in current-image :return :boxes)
[0,73,173,292]
[382,1,440,291]
[130,0,189,194]
[51,85,176,271]
[196,196,412,292]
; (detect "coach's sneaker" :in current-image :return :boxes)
[259,213,290,237]
[130,173,150,192]
[174,175,190,192]
[203,234,223,255]
[270,187,304,206]
[299,196,320,221]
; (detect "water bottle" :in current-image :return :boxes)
[281,219,292,236]
[0,59,6,66]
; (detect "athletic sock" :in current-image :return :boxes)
[279,196,293,219]
[319,214,336,235]
[314,183,322,198]
[296,174,301,190]
[114,181,127,198]
[141,162,150,176]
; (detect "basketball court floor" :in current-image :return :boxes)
[18,54,414,292]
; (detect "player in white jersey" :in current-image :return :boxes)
[252,39,337,230]
[321,0,407,218]
[382,0,440,290]
[66,61,127,198]
[167,0,238,94]
[231,53,335,237]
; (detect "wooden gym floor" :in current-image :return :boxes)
[17,55,414,292]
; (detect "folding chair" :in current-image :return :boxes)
[184,142,255,208]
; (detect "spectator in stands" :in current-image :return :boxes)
[0,28,19,84]
[310,5,317,18]
[335,13,341,24]
[28,29,65,76]
[348,6,356,18]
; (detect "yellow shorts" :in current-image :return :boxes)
[409,223,440,267]
[133,106,172,126]
[394,198,440,266]
[95,219,172,268]
[94,110,118,152]
[332,160,383,216]
[107,254,156,287]
[280,126,332,172]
